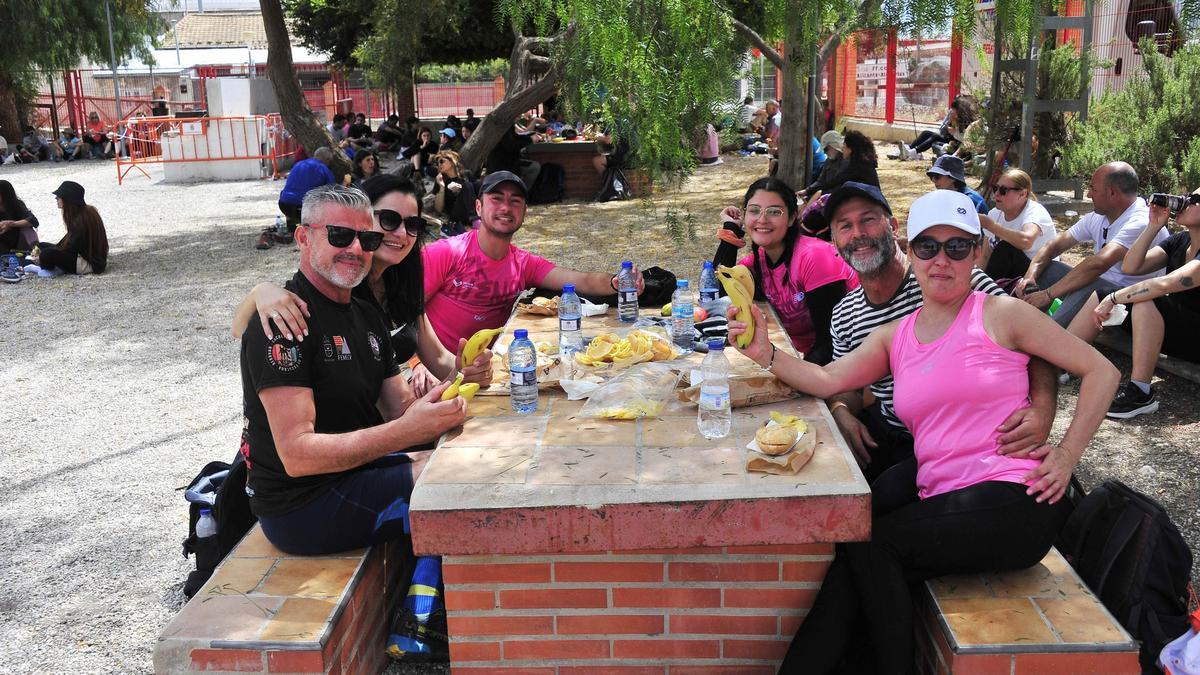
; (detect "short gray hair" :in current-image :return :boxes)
[300,184,371,225]
[313,146,334,164]
[1104,161,1139,196]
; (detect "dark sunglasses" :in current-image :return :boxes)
[306,224,384,251]
[992,185,1022,196]
[373,209,427,235]
[910,236,979,261]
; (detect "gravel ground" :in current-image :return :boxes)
[0,150,1195,675]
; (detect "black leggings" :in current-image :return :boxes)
[38,244,85,274]
[779,473,1071,675]
[278,201,302,233]
[910,130,948,154]
[984,239,1033,282]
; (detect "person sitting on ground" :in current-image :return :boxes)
[84,112,112,159]
[724,189,1118,674]
[896,95,976,161]
[235,184,467,555]
[1016,161,1168,326]
[697,124,722,166]
[266,146,337,250]
[800,131,845,197]
[52,129,82,161]
[464,108,477,127]
[760,99,781,146]
[0,180,40,251]
[927,154,989,214]
[821,181,1057,486]
[711,177,860,364]
[422,171,646,349]
[432,151,479,237]
[350,148,380,188]
[462,116,479,143]
[327,113,348,145]
[347,113,373,150]
[36,181,108,275]
[401,127,439,178]
[980,168,1057,281]
[486,120,543,190]
[799,130,880,203]
[438,127,461,153]
[19,126,49,162]
[235,175,493,399]
[591,124,633,175]
[1066,187,1200,419]
[739,95,757,132]
[374,114,404,152]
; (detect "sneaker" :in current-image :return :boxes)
[908,148,924,161]
[1106,381,1159,419]
[255,229,275,250]
[0,267,22,283]
[893,142,908,161]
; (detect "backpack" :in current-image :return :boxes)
[180,452,256,598]
[594,166,632,202]
[527,163,565,205]
[538,265,677,308]
[1057,480,1194,672]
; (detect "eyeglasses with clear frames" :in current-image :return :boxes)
[745,205,786,219]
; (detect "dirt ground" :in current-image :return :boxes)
[1,147,1195,675]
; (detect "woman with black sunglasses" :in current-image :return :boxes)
[1065,187,1200,420]
[980,168,1056,281]
[726,189,1118,674]
[232,176,493,396]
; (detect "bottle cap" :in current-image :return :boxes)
[200,508,212,516]
[703,261,713,268]
[708,339,725,350]
[621,261,633,269]
[514,329,528,339]
[563,284,575,293]
[677,279,689,288]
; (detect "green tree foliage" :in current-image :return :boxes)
[1062,39,1200,194]
[415,59,509,84]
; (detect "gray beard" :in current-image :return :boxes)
[312,253,369,289]
[838,232,896,278]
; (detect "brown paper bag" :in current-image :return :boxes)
[678,374,798,409]
[744,431,816,475]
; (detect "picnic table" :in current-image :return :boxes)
[523,140,612,200]
[408,304,871,671]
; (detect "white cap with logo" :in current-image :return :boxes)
[906,189,982,240]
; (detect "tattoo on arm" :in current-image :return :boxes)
[1129,287,1151,298]
[1182,276,1195,288]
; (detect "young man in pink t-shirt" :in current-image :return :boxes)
[422,171,645,349]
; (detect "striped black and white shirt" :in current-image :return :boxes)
[830,267,1004,430]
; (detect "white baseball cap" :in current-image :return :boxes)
[906,190,981,240]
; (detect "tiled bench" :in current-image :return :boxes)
[916,547,1141,674]
[154,525,407,674]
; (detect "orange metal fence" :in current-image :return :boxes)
[116,113,296,185]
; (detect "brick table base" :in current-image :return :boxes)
[442,544,833,673]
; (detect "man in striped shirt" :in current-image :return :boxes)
[823,182,1059,485]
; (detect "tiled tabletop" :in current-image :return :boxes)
[409,306,872,556]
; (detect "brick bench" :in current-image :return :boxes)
[154,525,407,675]
[915,547,1140,674]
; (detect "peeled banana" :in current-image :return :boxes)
[716,266,755,349]
[440,373,464,401]
[458,383,480,401]
[462,327,504,368]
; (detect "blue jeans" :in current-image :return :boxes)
[258,454,415,555]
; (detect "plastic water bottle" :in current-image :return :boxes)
[697,339,732,439]
[274,215,286,236]
[196,508,218,539]
[559,284,583,357]
[699,261,719,306]
[508,329,539,414]
[617,261,639,323]
[672,280,695,354]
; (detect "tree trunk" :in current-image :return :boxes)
[259,0,351,178]
[775,57,810,190]
[0,73,22,147]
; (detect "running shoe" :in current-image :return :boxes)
[255,228,275,250]
[1106,381,1158,419]
[1,267,22,283]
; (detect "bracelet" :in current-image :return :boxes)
[1109,292,1121,305]
[829,401,849,415]
[765,344,778,371]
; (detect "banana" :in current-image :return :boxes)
[440,373,464,401]
[718,264,755,299]
[458,383,480,401]
[716,268,755,349]
[462,327,504,368]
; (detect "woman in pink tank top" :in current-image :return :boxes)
[727,190,1120,674]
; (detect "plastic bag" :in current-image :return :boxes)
[1160,609,1200,674]
[579,362,682,419]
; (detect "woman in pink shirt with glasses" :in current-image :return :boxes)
[727,190,1119,674]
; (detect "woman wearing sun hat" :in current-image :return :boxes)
[726,189,1119,673]
[36,181,108,275]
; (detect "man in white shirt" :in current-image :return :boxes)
[1016,162,1168,326]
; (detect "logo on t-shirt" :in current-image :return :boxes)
[792,291,806,304]
[367,332,382,361]
[322,336,335,360]
[267,341,301,373]
[451,278,479,290]
[332,335,352,361]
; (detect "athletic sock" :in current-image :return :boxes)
[1131,380,1151,395]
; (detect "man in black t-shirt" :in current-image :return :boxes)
[239,184,466,555]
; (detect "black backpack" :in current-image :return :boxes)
[594,167,632,202]
[527,163,565,205]
[535,265,677,308]
[1057,480,1194,672]
[180,452,257,598]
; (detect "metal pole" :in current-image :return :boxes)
[106,1,123,120]
[48,74,60,139]
[365,74,373,122]
[174,21,182,65]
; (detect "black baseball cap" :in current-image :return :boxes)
[824,181,892,221]
[480,170,527,197]
[52,181,86,206]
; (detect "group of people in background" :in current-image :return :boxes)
[0,112,121,165]
[0,179,109,282]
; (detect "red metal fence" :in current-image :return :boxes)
[115,112,295,185]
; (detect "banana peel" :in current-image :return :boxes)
[458,383,480,401]
[716,266,755,349]
[440,373,464,401]
[462,327,504,368]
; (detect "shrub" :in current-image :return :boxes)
[1062,39,1200,194]
[415,59,509,84]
